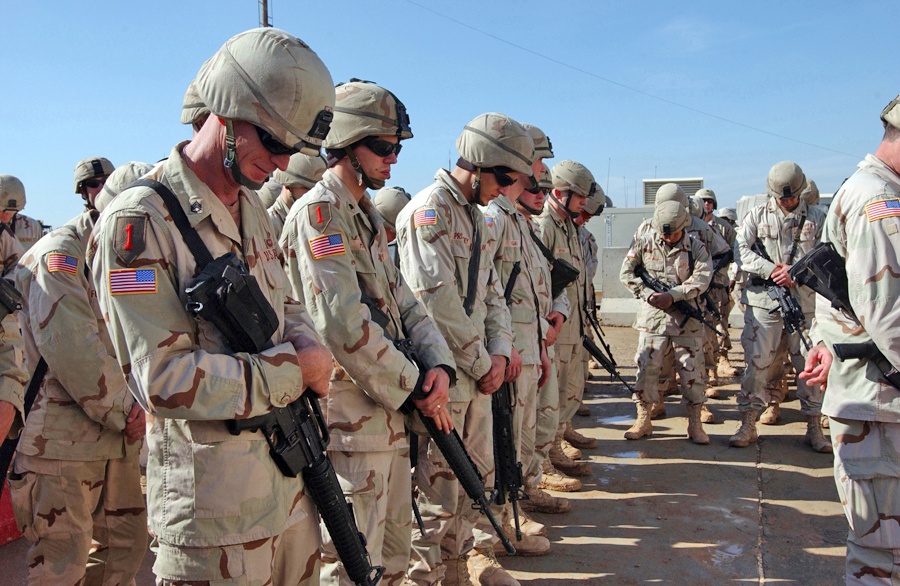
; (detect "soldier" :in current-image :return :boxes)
[802,179,820,207]
[576,190,603,395]
[730,161,829,452]
[535,160,597,479]
[268,152,326,236]
[180,79,210,134]
[395,112,526,586]
[74,157,114,215]
[88,28,336,585]
[93,161,154,214]
[0,175,43,254]
[281,80,455,586]
[9,158,147,584]
[800,93,900,585]
[372,186,412,265]
[619,201,713,444]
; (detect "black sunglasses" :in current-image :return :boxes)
[486,167,516,188]
[82,178,106,189]
[362,136,402,158]
[255,125,299,156]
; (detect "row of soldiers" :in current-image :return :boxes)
[0,27,617,586]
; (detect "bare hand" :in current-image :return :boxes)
[538,343,551,388]
[546,311,564,347]
[505,348,523,382]
[123,403,146,443]
[478,355,508,395]
[412,367,450,415]
[296,342,334,398]
[0,400,16,441]
[771,263,795,288]
[648,292,674,309]
[798,342,832,392]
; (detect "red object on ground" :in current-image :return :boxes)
[0,480,22,544]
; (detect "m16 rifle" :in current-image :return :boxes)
[583,308,634,393]
[749,240,813,350]
[633,265,726,338]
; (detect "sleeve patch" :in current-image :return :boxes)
[414,208,437,227]
[109,268,157,295]
[865,199,900,222]
[309,233,346,259]
[113,215,147,266]
[308,203,332,233]
[46,253,79,275]
[484,216,494,228]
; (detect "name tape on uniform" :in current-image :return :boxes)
[47,253,78,275]
[414,208,437,228]
[309,233,346,259]
[109,268,157,295]
[865,199,900,222]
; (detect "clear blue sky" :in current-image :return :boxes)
[1,1,893,229]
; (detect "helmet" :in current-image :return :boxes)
[273,153,327,189]
[717,207,737,222]
[523,123,554,159]
[74,157,115,193]
[582,183,606,215]
[652,200,690,236]
[688,195,705,218]
[881,95,900,129]
[766,161,807,199]
[456,113,534,177]
[324,80,412,149]
[181,79,210,126]
[551,160,596,197]
[0,175,25,212]
[95,161,153,213]
[537,162,553,191]
[655,183,687,208]
[801,179,820,206]
[194,28,335,157]
[695,188,717,208]
[372,186,412,232]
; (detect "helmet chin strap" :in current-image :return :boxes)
[223,119,265,191]
[516,198,542,216]
[345,148,384,190]
[550,190,579,219]
[471,168,484,205]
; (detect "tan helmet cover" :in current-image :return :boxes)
[583,183,606,215]
[538,162,553,190]
[456,113,534,177]
[95,161,153,213]
[74,157,115,192]
[881,95,900,129]
[324,81,412,149]
[194,28,335,156]
[655,183,687,208]
[718,207,737,222]
[766,161,807,199]
[274,153,327,188]
[801,179,820,206]
[652,200,690,236]
[0,175,26,211]
[181,79,211,126]
[688,195,705,218]
[372,186,412,232]
[695,188,717,208]
[523,123,554,160]
[551,160,596,197]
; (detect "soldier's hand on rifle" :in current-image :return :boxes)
[293,340,334,398]
[648,292,674,309]
[546,311,564,346]
[478,355,508,395]
[123,403,146,444]
[798,342,832,392]
[771,263,795,288]
[505,348,522,382]
[413,367,453,432]
[538,343,551,387]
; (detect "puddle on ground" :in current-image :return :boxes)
[610,451,643,459]
[597,415,632,425]
[710,543,744,566]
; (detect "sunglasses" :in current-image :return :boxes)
[255,125,299,156]
[483,167,516,188]
[82,178,106,189]
[362,137,402,158]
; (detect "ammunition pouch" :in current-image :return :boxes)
[550,257,580,299]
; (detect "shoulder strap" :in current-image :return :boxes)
[786,211,807,264]
[463,206,482,317]
[528,226,554,264]
[132,178,215,269]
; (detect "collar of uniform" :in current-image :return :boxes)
[490,194,517,216]
[434,168,471,209]
[766,194,806,221]
[541,199,569,228]
[318,169,382,231]
[862,153,900,189]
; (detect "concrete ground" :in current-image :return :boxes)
[0,326,847,585]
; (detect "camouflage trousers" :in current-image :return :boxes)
[321,447,412,586]
[831,418,900,584]
[407,392,493,585]
[717,285,735,353]
[10,450,147,586]
[738,306,822,415]
[526,352,560,488]
[633,331,705,405]
[705,286,731,364]
[556,342,585,432]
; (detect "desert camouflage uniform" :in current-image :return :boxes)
[396,169,512,585]
[10,211,146,585]
[736,197,824,415]
[89,145,324,585]
[581,225,599,379]
[267,193,293,238]
[0,226,26,433]
[709,214,737,354]
[816,154,900,583]
[281,170,455,586]
[12,213,43,253]
[620,230,712,405]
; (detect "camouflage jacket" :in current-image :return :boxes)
[281,170,455,451]
[0,226,26,425]
[620,229,712,336]
[89,144,321,547]
[484,196,542,365]
[818,154,900,422]
[12,213,43,253]
[580,225,599,309]
[710,215,736,248]
[15,211,136,461]
[736,197,824,312]
[267,194,291,239]
[536,202,585,345]
[635,215,729,288]
[396,169,512,401]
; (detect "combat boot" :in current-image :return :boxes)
[707,368,720,387]
[705,385,724,400]
[700,404,716,424]
[624,401,653,440]
[686,404,710,445]
[561,439,582,461]
[468,549,520,586]
[729,410,759,448]
[576,402,591,416]
[549,441,591,477]
[494,523,550,557]
[760,404,781,425]
[649,400,667,420]
[805,415,833,453]
[536,459,581,493]
[564,421,598,449]
[444,556,475,586]
[717,354,741,378]
[518,509,548,536]
[661,377,679,396]
[522,484,572,513]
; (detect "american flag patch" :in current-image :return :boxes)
[47,253,78,275]
[485,216,494,228]
[309,233,346,259]
[414,208,437,227]
[865,199,900,222]
[109,269,157,295]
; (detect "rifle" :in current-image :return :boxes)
[633,265,726,338]
[749,240,813,350]
[583,310,633,393]
[790,242,900,390]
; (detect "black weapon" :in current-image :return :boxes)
[634,265,726,338]
[749,240,812,350]
[0,358,47,497]
[528,230,580,298]
[0,278,22,320]
[583,310,633,392]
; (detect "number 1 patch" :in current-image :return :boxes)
[114,215,147,266]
